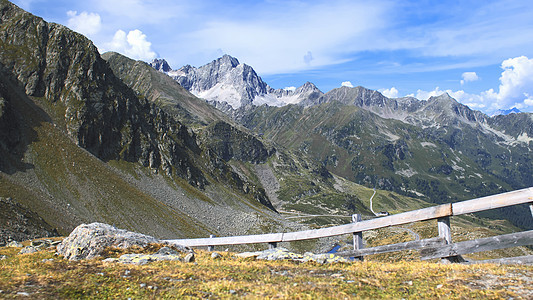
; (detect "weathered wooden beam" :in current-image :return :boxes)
[165,232,284,247]
[420,230,533,260]
[452,187,533,216]
[166,204,452,247]
[281,203,452,242]
[465,255,533,265]
[336,237,445,257]
[164,188,532,248]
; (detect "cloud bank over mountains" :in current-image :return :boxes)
[409,56,533,112]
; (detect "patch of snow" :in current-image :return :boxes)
[284,86,296,92]
[194,83,241,109]
[395,168,418,178]
[516,132,533,143]
[254,93,303,107]
[167,69,184,77]
[382,131,400,141]
[408,190,425,197]
[450,160,465,172]
[420,142,437,148]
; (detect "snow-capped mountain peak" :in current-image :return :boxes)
[151,55,322,109]
[150,58,172,72]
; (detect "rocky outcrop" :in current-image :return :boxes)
[0,1,206,186]
[56,223,189,260]
[168,55,269,108]
[236,247,350,264]
[150,58,171,72]
[105,51,280,213]
[103,246,193,265]
[161,55,323,109]
[201,121,274,164]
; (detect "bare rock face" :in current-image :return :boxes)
[0,1,207,187]
[201,121,274,164]
[165,55,323,109]
[56,223,186,260]
[150,58,172,72]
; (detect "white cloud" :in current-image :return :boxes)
[414,87,445,100]
[184,0,389,74]
[341,81,354,88]
[524,94,533,106]
[284,86,296,92]
[407,56,533,113]
[379,87,399,98]
[496,56,533,104]
[460,72,479,85]
[463,56,533,111]
[303,51,314,65]
[106,29,156,61]
[66,11,102,37]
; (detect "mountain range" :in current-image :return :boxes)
[0,0,531,249]
[155,55,322,109]
[0,0,284,243]
[491,107,522,116]
[0,0,394,248]
[155,53,533,229]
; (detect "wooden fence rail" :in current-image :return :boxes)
[165,187,533,263]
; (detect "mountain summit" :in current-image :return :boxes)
[151,55,323,108]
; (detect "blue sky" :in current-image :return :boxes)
[12,0,533,113]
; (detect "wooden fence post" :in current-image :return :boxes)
[438,216,452,244]
[529,202,533,218]
[208,235,215,251]
[437,216,463,263]
[352,214,364,261]
[268,242,278,249]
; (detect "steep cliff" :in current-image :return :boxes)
[0,0,206,186]
[0,1,286,239]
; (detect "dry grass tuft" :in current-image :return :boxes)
[0,244,532,299]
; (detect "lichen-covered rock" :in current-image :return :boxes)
[183,252,195,263]
[236,248,350,264]
[19,246,39,254]
[108,253,183,265]
[56,222,187,260]
[6,241,23,247]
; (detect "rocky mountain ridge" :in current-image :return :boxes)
[0,0,294,240]
[237,97,533,228]
[152,56,323,109]
[154,55,505,141]
[1,1,392,248]
[491,107,522,116]
[1,0,529,250]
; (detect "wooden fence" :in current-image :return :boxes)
[165,187,533,263]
